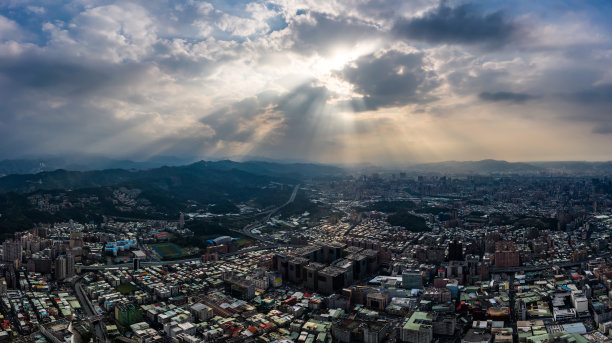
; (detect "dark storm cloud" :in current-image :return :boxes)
[194,81,337,159]
[569,83,612,104]
[0,49,158,157]
[150,41,216,80]
[201,97,274,143]
[0,54,150,99]
[479,91,535,103]
[592,123,612,135]
[555,84,612,135]
[392,3,517,47]
[252,83,336,158]
[200,82,331,146]
[337,50,439,111]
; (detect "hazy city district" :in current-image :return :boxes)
[0,161,611,343]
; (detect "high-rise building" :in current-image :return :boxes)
[115,302,143,326]
[55,256,67,280]
[6,265,17,289]
[402,270,424,289]
[66,254,75,278]
[2,240,22,262]
[69,232,84,248]
[400,312,433,343]
[494,241,519,268]
[179,212,185,229]
[448,240,464,261]
[36,227,48,238]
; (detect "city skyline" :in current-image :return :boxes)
[1,1,612,165]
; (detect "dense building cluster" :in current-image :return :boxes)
[0,175,611,342]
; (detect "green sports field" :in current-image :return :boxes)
[151,243,183,259]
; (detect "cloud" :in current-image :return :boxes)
[0,15,23,40]
[201,96,279,143]
[0,50,163,157]
[479,91,535,103]
[216,13,270,37]
[286,11,381,56]
[198,82,334,156]
[337,49,439,110]
[38,3,158,63]
[190,81,352,160]
[26,6,45,15]
[0,0,610,163]
[568,83,612,104]
[392,3,517,47]
[592,123,612,135]
[252,83,344,160]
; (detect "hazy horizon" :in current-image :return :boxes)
[1,153,612,169]
[1,1,612,164]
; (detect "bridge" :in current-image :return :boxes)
[86,314,105,323]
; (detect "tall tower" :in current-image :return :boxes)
[179,212,185,229]
[66,254,75,278]
[2,240,22,262]
[55,256,67,281]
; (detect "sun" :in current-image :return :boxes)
[308,43,379,98]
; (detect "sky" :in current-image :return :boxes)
[0,0,611,165]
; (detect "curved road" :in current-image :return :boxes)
[83,184,302,271]
[237,184,300,242]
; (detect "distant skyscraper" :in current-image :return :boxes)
[69,232,84,248]
[66,254,75,278]
[36,228,47,238]
[2,240,22,262]
[55,256,67,280]
[6,265,17,289]
[179,212,185,229]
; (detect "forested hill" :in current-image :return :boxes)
[0,160,343,236]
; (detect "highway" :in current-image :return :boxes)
[222,183,302,223]
[82,183,302,271]
[237,184,300,242]
[81,184,300,270]
[266,184,300,221]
